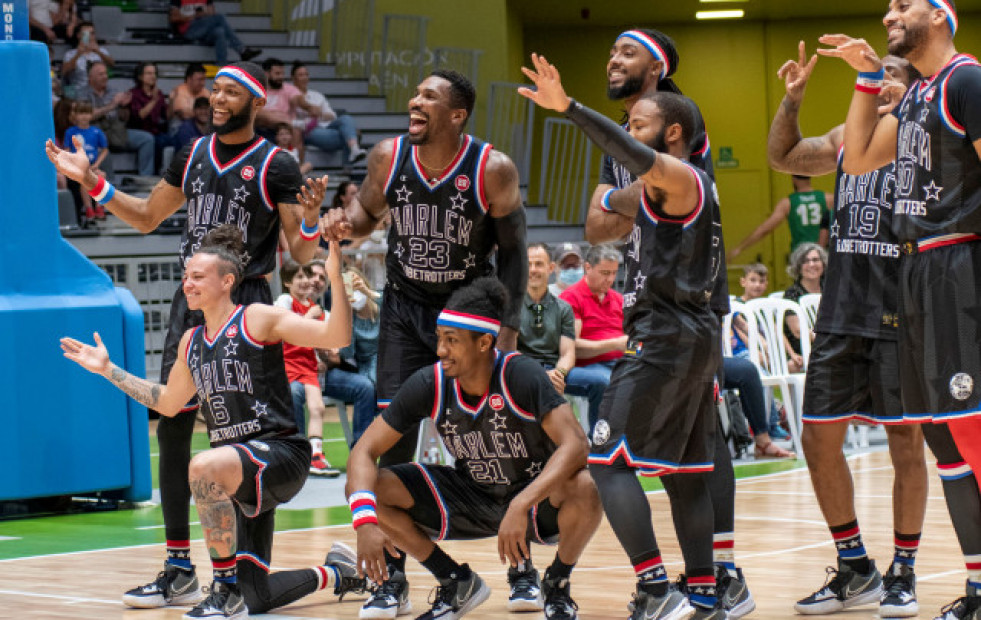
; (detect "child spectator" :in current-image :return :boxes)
[64,100,108,222]
[274,259,340,477]
[275,122,312,174]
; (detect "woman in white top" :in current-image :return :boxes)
[290,61,366,165]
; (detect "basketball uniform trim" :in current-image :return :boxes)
[500,352,537,422]
[185,326,200,359]
[182,137,207,186]
[409,135,473,191]
[803,412,906,425]
[904,406,981,423]
[473,142,493,214]
[207,135,266,177]
[258,147,282,212]
[937,461,973,480]
[232,441,269,518]
[453,379,488,417]
[587,437,715,477]
[202,306,243,347]
[377,399,391,409]
[936,55,979,136]
[430,362,445,422]
[240,305,279,347]
[237,552,270,573]
[382,136,406,194]
[917,233,981,252]
[639,163,705,229]
[412,462,450,540]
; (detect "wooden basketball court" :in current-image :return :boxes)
[0,450,968,619]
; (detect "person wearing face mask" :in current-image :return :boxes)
[548,242,585,298]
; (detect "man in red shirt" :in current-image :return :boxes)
[560,243,627,430]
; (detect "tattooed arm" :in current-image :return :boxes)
[61,330,197,416]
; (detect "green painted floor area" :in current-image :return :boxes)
[0,423,804,561]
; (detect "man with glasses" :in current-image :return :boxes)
[519,242,577,393]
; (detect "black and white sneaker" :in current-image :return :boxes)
[716,565,755,620]
[934,583,981,620]
[542,569,578,620]
[183,581,247,620]
[629,585,695,620]
[507,564,543,612]
[325,542,369,599]
[880,562,918,617]
[122,563,203,608]
[794,560,883,615]
[415,566,491,620]
[360,568,412,619]
[692,601,729,620]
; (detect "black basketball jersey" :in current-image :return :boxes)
[815,150,901,340]
[892,54,981,242]
[619,164,723,378]
[180,135,288,279]
[382,134,497,307]
[382,352,566,501]
[185,305,297,446]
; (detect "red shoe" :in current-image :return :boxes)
[85,206,96,220]
[94,205,107,220]
[310,452,340,477]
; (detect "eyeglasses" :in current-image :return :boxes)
[532,303,545,329]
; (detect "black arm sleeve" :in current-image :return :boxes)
[564,99,656,179]
[599,154,617,186]
[381,366,436,434]
[493,207,528,330]
[162,144,194,187]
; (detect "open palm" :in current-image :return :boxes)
[45,135,92,184]
[61,332,111,375]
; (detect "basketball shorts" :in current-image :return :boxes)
[376,286,441,407]
[802,332,903,424]
[587,357,716,477]
[231,434,311,518]
[899,241,981,420]
[387,463,560,544]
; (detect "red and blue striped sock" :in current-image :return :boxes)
[634,554,668,595]
[894,532,921,567]
[166,539,192,571]
[966,554,981,591]
[687,571,717,610]
[830,520,871,574]
[713,532,736,573]
[212,556,237,584]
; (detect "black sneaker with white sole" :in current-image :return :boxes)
[122,563,203,608]
[324,541,369,599]
[934,583,981,620]
[415,566,491,620]
[360,568,412,619]
[794,559,883,615]
[542,569,578,620]
[880,562,918,617]
[507,565,543,612]
[183,581,247,620]
[716,565,755,620]
[629,584,695,620]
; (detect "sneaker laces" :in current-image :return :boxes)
[336,575,369,600]
[369,577,404,603]
[544,579,578,617]
[427,580,459,610]
[816,565,851,597]
[939,597,970,619]
[196,583,230,610]
[674,574,689,595]
[882,569,911,598]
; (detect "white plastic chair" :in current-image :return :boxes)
[722,301,759,359]
[768,291,786,299]
[798,293,822,335]
[745,298,809,456]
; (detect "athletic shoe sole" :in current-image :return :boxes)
[795,585,883,615]
[880,600,919,618]
[359,600,412,619]
[451,580,491,619]
[728,595,756,620]
[123,589,204,609]
[507,594,544,612]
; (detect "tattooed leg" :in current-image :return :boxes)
[188,448,244,560]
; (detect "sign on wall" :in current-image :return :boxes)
[2,0,29,41]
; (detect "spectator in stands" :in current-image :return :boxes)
[275,259,341,477]
[275,122,313,174]
[169,0,261,66]
[340,265,381,387]
[559,243,626,429]
[256,58,307,145]
[64,100,109,223]
[77,61,155,178]
[783,242,826,366]
[548,241,584,298]
[127,62,176,173]
[291,61,366,165]
[722,356,795,458]
[29,0,78,45]
[61,22,114,98]
[168,62,208,124]
[174,96,211,150]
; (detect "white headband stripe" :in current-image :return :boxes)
[928,0,958,35]
[621,30,670,80]
[437,310,501,336]
[216,67,266,98]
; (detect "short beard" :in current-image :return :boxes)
[650,127,668,155]
[888,20,927,58]
[607,76,645,101]
[268,78,283,90]
[212,97,253,136]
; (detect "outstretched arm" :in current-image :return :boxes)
[61,331,197,416]
[817,34,899,174]
[728,198,791,261]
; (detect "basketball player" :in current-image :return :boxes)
[46,61,328,607]
[321,69,529,611]
[819,1,981,617]
[768,42,928,616]
[346,277,601,620]
[521,54,729,620]
[60,227,365,620]
[585,28,752,618]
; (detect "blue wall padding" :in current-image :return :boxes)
[0,41,150,501]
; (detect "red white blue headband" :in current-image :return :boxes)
[216,66,266,98]
[927,0,958,36]
[619,30,671,80]
[437,310,501,336]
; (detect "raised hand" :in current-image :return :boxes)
[878,77,907,115]
[320,206,353,241]
[61,332,111,375]
[45,134,92,186]
[297,174,328,221]
[325,238,344,282]
[817,34,882,73]
[778,40,819,104]
[517,53,572,113]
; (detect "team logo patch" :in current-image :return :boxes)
[925,87,936,103]
[950,373,974,401]
[248,440,269,452]
[241,165,256,181]
[489,394,505,411]
[454,175,471,191]
[592,419,610,446]
[226,324,239,339]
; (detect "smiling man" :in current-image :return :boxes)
[46,60,328,608]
